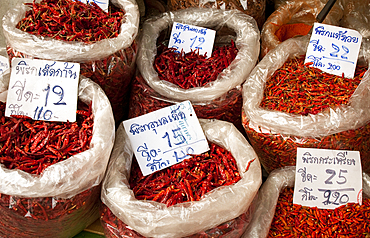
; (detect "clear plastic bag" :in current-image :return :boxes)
[260,0,343,58]
[2,0,140,124]
[242,35,370,173]
[339,0,370,39]
[0,73,115,237]
[101,119,261,238]
[242,166,370,237]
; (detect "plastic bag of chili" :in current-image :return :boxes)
[2,0,139,125]
[100,119,261,237]
[242,166,370,237]
[0,72,115,238]
[260,0,342,59]
[129,8,259,136]
[241,35,370,174]
[167,0,266,30]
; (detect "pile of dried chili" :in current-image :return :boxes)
[154,41,238,89]
[167,0,266,29]
[0,101,93,175]
[267,187,370,237]
[100,203,251,238]
[7,0,138,124]
[242,56,370,173]
[129,142,242,206]
[0,185,100,237]
[16,0,125,43]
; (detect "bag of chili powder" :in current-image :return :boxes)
[2,0,140,125]
[167,0,266,30]
[129,8,259,136]
[242,36,370,174]
[260,0,343,59]
[242,166,370,237]
[0,73,115,237]
[101,119,261,237]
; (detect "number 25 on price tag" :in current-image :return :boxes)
[293,148,362,210]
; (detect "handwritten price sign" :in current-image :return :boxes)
[5,58,80,122]
[168,22,216,57]
[304,23,362,78]
[0,55,9,76]
[122,101,210,176]
[75,0,109,12]
[293,148,362,210]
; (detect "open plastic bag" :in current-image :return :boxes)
[242,166,370,237]
[101,119,261,237]
[167,0,266,29]
[2,0,140,124]
[242,35,370,174]
[0,73,115,237]
[130,7,259,134]
[260,0,343,59]
[339,0,370,39]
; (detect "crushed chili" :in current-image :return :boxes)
[275,23,312,42]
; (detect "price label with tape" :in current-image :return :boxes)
[304,23,362,78]
[168,22,216,57]
[0,55,9,76]
[76,0,109,12]
[5,58,80,122]
[122,101,210,176]
[293,148,362,209]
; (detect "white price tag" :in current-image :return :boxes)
[168,22,216,57]
[6,58,80,122]
[0,55,9,76]
[304,23,362,78]
[293,148,362,210]
[76,0,109,12]
[122,101,210,176]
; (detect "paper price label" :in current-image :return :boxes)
[6,58,80,122]
[293,148,362,210]
[122,101,210,176]
[75,0,109,12]
[304,23,362,78]
[168,22,216,57]
[0,55,9,76]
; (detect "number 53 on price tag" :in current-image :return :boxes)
[293,148,362,210]
[5,58,80,122]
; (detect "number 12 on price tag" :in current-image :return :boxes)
[293,148,362,210]
[5,58,80,122]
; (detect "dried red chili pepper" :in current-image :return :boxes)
[101,202,251,238]
[242,56,370,174]
[0,185,101,237]
[129,143,242,206]
[0,100,93,175]
[267,187,370,237]
[128,74,244,134]
[16,0,125,43]
[154,41,238,89]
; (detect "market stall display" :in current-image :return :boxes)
[101,119,261,237]
[129,7,260,135]
[0,73,115,238]
[260,0,342,59]
[242,35,370,174]
[242,166,370,237]
[2,0,139,125]
[167,0,266,29]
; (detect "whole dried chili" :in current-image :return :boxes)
[129,142,242,206]
[242,56,370,173]
[267,187,370,237]
[100,203,251,238]
[167,0,266,29]
[0,185,101,238]
[154,41,238,89]
[16,0,125,43]
[0,100,93,175]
